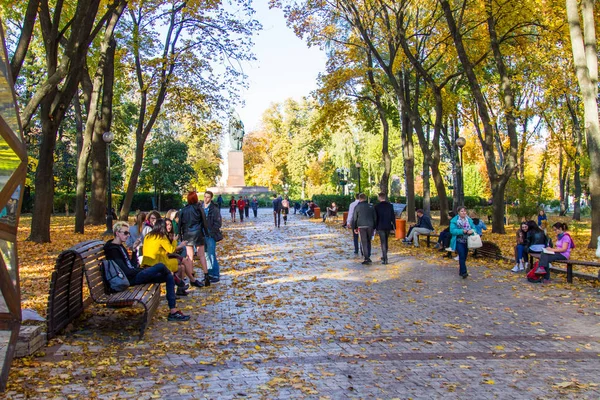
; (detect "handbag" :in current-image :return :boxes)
[467,233,483,249]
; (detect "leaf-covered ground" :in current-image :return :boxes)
[5,211,600,399]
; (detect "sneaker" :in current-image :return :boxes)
[168,311,190,321]
[518,263,525,271]
[511,264,520,273]
[445,247,453,252]
[461,273,469,279]
[361,259,372,265]
[190,279,204,288]
[176,288,188,296]
[433,243,441,249]
[453,256,459,261]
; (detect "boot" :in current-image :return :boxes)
[204,274,211,287]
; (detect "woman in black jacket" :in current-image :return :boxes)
[179,192,210,286]
[374,193,395,264]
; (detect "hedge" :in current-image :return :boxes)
[311,194,487,212]
[45,192,184,214]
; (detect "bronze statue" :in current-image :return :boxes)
[228,111,245,151]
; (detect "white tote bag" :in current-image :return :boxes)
[467,233,483,249]
[596,236,600,258]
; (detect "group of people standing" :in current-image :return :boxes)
[225,195,259,222]
[104,190,223,322]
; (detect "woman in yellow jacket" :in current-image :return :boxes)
[142,218,204,295]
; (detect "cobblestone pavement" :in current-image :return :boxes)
[6,209,600,399]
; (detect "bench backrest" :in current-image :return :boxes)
[46,239,106,340]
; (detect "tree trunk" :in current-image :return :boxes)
[10,0,40,79]
[28,98,58,243]
[566,0,600,246]
[491,182,507,232]
[423,156,430,215]
[88,38,117,225]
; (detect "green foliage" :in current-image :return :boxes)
[124,192,184,213]
[463,164,488,198]
[508,204,539,221]
[311,194,356,211]
[139,136,195,193]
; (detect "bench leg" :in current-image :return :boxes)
[139,308,149,340]
[566,263,573,284]
[426,235,431,248]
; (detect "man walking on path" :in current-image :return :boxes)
[217,194,223,209]
[346,193,361,255]
[203,191,222,283]
[374,192,395,264]
[272,194,282,227]
[244,196,250,218]
[402,209,434,247]
[353,193,377,265]
[251,196,258,218]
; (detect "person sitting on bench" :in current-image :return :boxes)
[402,209,434,247]
[104,221,190,322]
[323,202,338,222]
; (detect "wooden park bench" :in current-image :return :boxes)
[529,252,600,283]
[47,239,162,340]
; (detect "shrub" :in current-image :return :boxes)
[508,204,539,222]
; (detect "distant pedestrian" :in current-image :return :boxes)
[251,196,258,217]
[217,194,223,209]
[229,197,237,222]
[294,201,300,214]
[352,193,376,265]
[272,194,282,227]
[237,196,245,222]
[346,194,360,255]
[244,195,250,218]
[374,192,395,264]
[449,206,477,279]
[537,209,548,231]
[281,196,290,225]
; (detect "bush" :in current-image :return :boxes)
[124,192,184,212]
[311,194,356,211]
[508,204,539,222]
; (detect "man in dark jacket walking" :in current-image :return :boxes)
[203,191,223,282]
[352,193,377,264]
[272,194,282,227]
[374,192,395,264]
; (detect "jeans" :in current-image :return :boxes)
[252,208,257,217]
[515,244,528,263]
[133,263,176,309]
[238,208,244,221]
[456,241,468,276]
[244,206,249,218]
[353,230,359,254]
[205,236,219,278]
[406,227,433,247]
[378,230,390,259]
[539,253,566,280]
[273,210,281,227]
[358,227,374,260]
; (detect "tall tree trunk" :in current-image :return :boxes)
[423,155,430,215]
[537,154,547,202]
[75,3,125,232]
[88,38,117,225]
[10,0,40,79]
[399,72,415,223]
[567,0,600,246]
[29,0,103,242]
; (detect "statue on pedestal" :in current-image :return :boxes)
[228,111,245,151]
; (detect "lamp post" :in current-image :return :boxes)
[355,162,362,194]
[152,158,159,210]
[102,131,114,235]
[455,137,466,207]
[283,183,290,196]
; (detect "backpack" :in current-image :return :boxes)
[101,260,130,293]
[526,261,543,283]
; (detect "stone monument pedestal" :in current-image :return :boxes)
[227,151,245,187]
[207,151,269,195]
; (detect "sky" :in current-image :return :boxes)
[236,1,327,133]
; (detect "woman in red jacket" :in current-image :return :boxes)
[237,196,245,222]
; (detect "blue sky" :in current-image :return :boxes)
[236,1,327,133]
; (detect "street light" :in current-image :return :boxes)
[102,131,114,235]
[355,162,362,194]
[455,137,466,207]
[283,183,290,196]
[152,158,159,210]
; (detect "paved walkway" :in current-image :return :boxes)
[6,209,600,399]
